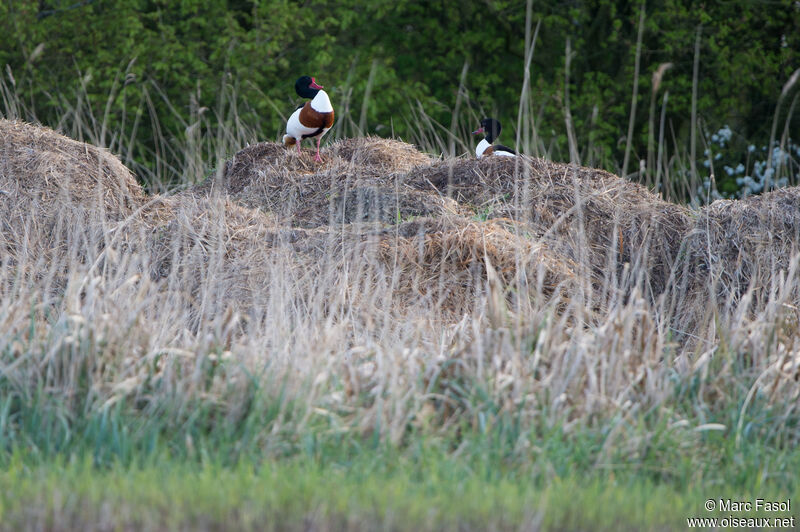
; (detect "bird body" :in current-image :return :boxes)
[475,138,516,158]
[473,118,515,158]
[284,91,334,142]
[283,76,334,162]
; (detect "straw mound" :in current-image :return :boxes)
[371,216,579,315]
[4,119,799,333]
[139,190,579,319]
[295,183,465,227]
[146,194,305,276]
[202,141,320,196]
[145,199,565,320]
[199,167,464,228]
[143,194,315,319]
[0,119,146,265]
[0,119,144,213]
[406,157,691,296]
[203,137,430,197]
[323,136,432,172]
[678,187,800,312]
[196,139,456,227]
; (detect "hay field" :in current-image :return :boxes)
[2,116,799,434]
[1,118,799,528]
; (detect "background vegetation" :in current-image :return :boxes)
[1,0,799,195]
[1,2,800,530]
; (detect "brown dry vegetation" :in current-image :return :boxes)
[1,118,799,442]
[199,136,460,227]
[0,120,145,265]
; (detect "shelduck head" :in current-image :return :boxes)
[472,118,502,143]
[295,76,325,99]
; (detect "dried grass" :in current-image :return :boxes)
[0,119,144,211]
[324,136,433,173]
[406,157,691,298]
[672,187,800,333]
[194,138,456,227]
[0,119,145,268]
[2,120,800,448]
[2,118,799,338]
[373,215,579,317]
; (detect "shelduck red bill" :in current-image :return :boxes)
[284,75,335,162]
[474,117,516,158]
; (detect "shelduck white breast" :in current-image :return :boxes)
[283,75,335,162]
[472,118,516,158]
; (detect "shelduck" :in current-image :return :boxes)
[472,118,516,158]
[283,76,335,162]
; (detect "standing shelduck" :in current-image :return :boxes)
[472,118,516,158]
[283,76,335,162]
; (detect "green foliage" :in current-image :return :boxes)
[1,1,799,188]
[0,454,767,531]
[0,425,797,529]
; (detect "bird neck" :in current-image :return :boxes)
[310,90,333,113]
[476,138,491,157]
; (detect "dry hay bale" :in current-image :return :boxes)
[143,193,321,325]
[322,136,432,173]
[197,137,435,229]
[0,119,146,266]
[198,141,323,196]
[674,187,800,327]
[195,162,345,227]
[370,215,579,315]
[404,157,517,207]
[0,119,144,214]
[200,137,430,199]
[405,156,691,298]
[196,141,458,228]
[146,192,312,280]
[294,181,465,227]
[142,197,477,324]
[211,164,333,225]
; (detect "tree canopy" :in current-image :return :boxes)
[1,0,798,193]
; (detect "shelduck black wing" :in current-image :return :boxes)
[494,144,516,155]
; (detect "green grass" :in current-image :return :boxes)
[1,434,797,531]
[1,311,798,529]
[1,382,798,531]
